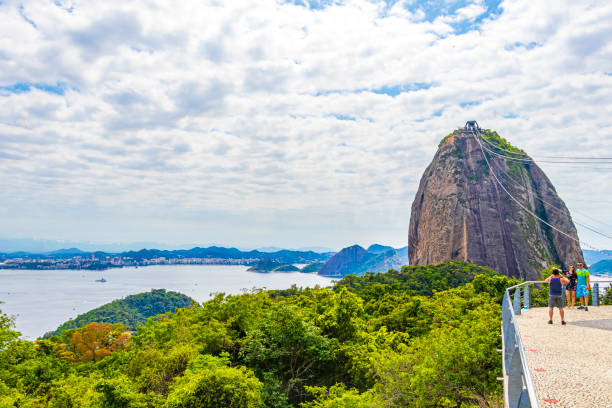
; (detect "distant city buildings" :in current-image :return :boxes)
[0,254,260,270]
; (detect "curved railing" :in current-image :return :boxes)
[502,279,611,408]
[502,281,542,408]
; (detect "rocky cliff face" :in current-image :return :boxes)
[408,127,583,280]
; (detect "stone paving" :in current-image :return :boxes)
[515,305,612,408]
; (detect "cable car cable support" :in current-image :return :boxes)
[470,128,612,259]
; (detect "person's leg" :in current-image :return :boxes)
[566,290,571,308]
[548,307,553,322]
[585,293,589,307]
[571,291,576,308]
[577,286,586,307]
[560,307,565,322]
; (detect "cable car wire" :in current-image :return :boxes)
[470,129,612,259]
[477,133,612,162]
[490,162,612,241]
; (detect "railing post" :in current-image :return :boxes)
[507,344,524,408]
[514,287,522,315]
[524,284,530,309]
[518,388,531,408]
[592,283,599,307]
[503,293,516,374]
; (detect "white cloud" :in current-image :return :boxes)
[0,0,610,249]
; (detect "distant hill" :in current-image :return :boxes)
[395,246,409,265]
[48,248,87,255]
[367,244,394,254]
[3,246,333,264]
[256,247,284,253]
[297,246,336,253]
[318,245,403,277]
[247,258,299,272]
[256,246,336,254]
[272,264,300,272]
[591,259,612,275]
[115,246,331,264]
[300,262,325,273]
[42,289,195,339]
[582,250,612,267]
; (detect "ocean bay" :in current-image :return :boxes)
[0,265,335,340]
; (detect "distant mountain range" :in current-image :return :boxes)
[1,240,412,275]
[0,245,333,264]
[0,238,337,255]
[591,259,612,276]
[582,250,612,267]
[256,246,335,253]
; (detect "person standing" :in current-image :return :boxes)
[545,268,569,324]
[576,261,590,311]
[565,265,577,309]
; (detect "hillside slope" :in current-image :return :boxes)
[42,289,195,338]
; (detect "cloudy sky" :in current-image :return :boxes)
[0,0,611,251]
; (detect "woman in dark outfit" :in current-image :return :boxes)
[565,265,577,309]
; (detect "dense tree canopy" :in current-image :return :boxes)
[43,289,195,339]
[0,261,513,407]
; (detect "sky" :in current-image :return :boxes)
[0,0,611,251]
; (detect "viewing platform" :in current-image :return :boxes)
[516,306,612,407]
[501,281,612,408]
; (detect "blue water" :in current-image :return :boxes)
[0,265,335,340]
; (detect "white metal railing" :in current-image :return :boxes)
[502,281,542,408]
[591,280,612,306]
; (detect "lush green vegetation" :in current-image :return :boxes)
[0,261,512,407]
[272,265,300,272]
[300,263,325,273]
[479,129,526,156]
[438,131,456,147]
[601,286,612,306]
[43,290,195,339]
[335,260,499,297]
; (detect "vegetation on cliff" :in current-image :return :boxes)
[42,289,195,339]
[0,261,511,407]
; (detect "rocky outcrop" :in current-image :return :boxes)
[318,245,403,277]
[408,126,583,280]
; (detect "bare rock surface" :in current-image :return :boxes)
[408,126,583,280]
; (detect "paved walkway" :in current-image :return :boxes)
[515,306,612,407]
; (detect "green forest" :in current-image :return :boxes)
[42,290,195,339]
[0,261,517,407]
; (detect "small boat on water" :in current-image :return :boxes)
[95,277,107,283]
